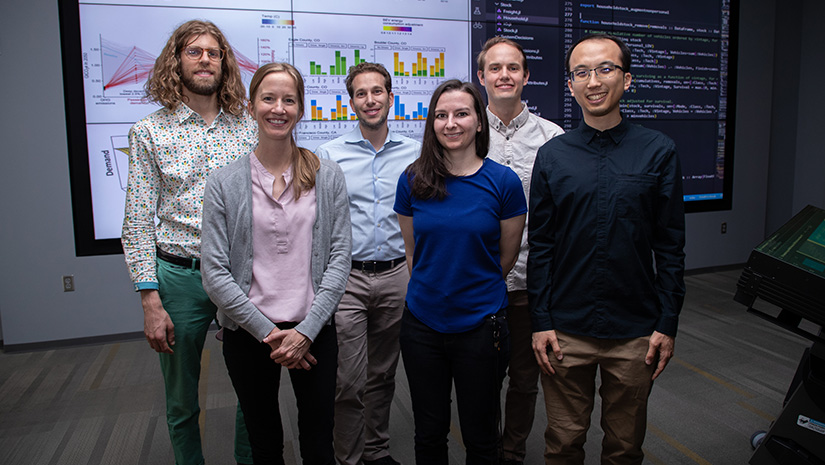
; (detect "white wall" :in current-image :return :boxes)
[682,0,777,269]
[0,0,799,346]
[791,1,825,215]
[763,0,825,236]
[0,0,141,347]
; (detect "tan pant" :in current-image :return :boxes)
[334,263,409,465]
[501,290,541,462]
[541,331,655,465]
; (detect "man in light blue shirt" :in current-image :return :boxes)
[316,62,420,465]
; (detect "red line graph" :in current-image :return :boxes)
[101,37,259,91]
[236,52,259,76]
[102,38,155,90]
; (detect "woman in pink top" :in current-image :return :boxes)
[201,62,352,465]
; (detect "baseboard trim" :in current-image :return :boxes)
[686,263,745,276]
[2,324,220,353]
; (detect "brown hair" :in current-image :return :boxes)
[249,62,320,198]
[144,20,246,116]
[344,62,392,98]
[405,80,489,200]
[476,36,528,74]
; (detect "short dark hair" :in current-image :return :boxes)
[564,33,632,74]
[405,80,489,200]
[344,62,392,98]
[477,36,528,74]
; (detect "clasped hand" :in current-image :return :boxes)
[263,328,317,370]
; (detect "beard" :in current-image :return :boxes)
[181,67,222,96]
[358,110,389,131]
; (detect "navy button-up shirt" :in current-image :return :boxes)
[527,117,686,339]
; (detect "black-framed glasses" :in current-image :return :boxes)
[182,46,225,62]
[569,64,624,82]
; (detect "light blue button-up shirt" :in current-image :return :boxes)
[316,126,420,261]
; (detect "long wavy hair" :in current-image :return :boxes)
[405,79,489,200]
[248,62,320,198]
[144,20,247,116]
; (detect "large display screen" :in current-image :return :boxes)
[59,0,737,255]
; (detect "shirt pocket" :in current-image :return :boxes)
[615,173,658,220]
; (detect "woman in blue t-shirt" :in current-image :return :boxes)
[394,79,526,464]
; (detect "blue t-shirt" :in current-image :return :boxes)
[394,158,527,333]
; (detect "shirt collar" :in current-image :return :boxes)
[173,102,226,125]
[251,151,293,183]
[486,102,529,133]
[579,114,630,146]
[343,125,402,151]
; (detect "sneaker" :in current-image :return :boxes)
[500,460,523,465]
[363,456,401,465]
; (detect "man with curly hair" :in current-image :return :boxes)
[121,20,256,465]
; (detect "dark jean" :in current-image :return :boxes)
[223,323,338,465]
[400,307,510,465]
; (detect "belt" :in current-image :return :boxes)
[157,247,200,270]
[352,256,406,273]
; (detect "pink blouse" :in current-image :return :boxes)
[247,153,317,325]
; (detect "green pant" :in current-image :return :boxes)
[157,258,252,464]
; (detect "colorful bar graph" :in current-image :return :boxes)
[308,50,366,76]
[393,95,427,120]
[392,52,445,77]
[310,98,356,121]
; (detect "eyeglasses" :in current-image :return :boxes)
[182,46,225,62]
[569,64,625,82]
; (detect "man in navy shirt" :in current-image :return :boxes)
[528,33,685,465]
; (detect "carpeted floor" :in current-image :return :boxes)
[0,268,814,464]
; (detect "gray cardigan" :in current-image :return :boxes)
[201,154,352,342]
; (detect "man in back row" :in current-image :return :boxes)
[316,62,420,465]
[477,36,564,465]
[122,20,256,465]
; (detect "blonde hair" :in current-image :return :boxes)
[249,62,320,197]
[144,20,247,116]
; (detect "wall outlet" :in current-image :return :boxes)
[63,275,75,292]
[721,222,727,234]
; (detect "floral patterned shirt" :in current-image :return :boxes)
[122,103,256,290]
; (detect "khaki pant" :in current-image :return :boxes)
[541,331,655,465]
[334,263,409,465]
